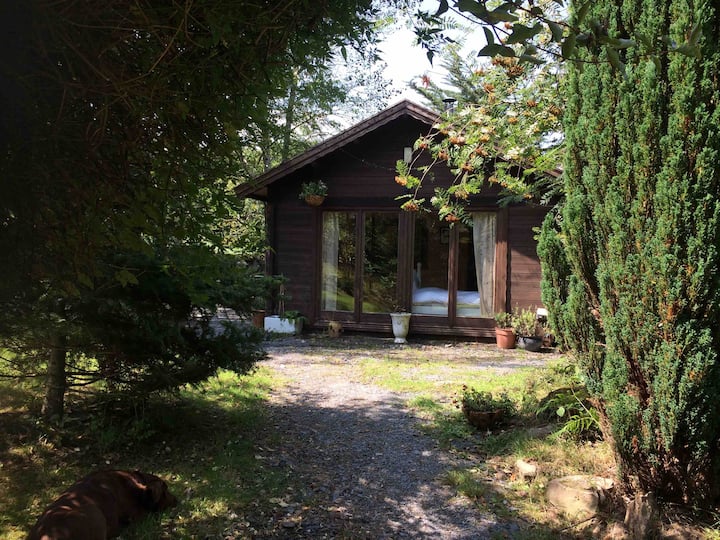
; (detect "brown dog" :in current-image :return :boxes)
[27,470,178,540]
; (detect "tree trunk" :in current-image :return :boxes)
[281,77,298,162]
[41,333,67,422]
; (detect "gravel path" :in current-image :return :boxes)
[247,336,552,539]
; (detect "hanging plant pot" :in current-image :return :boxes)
[304,194,325,206]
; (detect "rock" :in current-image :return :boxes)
[514,459,538,481]
[546,475,614,517]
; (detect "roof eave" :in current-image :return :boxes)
[235,100,438,199]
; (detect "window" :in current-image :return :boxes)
[362,213,398,313]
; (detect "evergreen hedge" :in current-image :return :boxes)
[539,0,720,505]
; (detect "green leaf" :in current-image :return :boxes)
[689,21,702,45]
[483,26,495,45]
[674,43,701,59]
[477,43,516,58]
[435,0,449,16]
[601,36,636,49]
[561,33,576,59]
[519,53,544,65]
[77,273,94,289]
[575,1,591,25]
[548,21,564,43]
[116,269,139,287]
[556,406,566,417]
[457,0,489,19]
[487,5,519,23]
[606,45,626,75]
[505,23,542,45]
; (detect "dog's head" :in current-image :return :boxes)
[133,471,178,512]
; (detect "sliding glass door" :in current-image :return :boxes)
[412,211,496,319]
[321,211,398,317]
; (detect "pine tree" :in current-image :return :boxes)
[540,0,720,505]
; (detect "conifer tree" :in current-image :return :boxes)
[539,0,720,505]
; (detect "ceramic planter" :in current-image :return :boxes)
[390,312,411,343]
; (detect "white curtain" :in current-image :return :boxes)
[321,212,339,310]
[472,212,496,317]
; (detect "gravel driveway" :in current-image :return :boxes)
[247,335,556,539]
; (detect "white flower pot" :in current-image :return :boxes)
[390,312,411,343]
[264,315,303,335]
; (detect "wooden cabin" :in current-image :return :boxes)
[236,100,549,338]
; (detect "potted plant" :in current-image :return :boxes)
[512,307,543,352]
[494,311,516,349]
[390,307,411,344]
[456,385,516,430]
[299,180,328,206]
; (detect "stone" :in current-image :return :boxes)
[546,475,614,517]
[514,459,538,481]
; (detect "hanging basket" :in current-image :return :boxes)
[304,194,325,206]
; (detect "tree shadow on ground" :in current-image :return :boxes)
[249,382,570,539]
[2,362,581,539]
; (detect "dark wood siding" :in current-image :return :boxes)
[261,112,550,337]
[507,206,546,310]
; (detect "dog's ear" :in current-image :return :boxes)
[144,477,178,511]
[147,479,165,505]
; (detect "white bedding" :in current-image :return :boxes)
[412,287,481,306]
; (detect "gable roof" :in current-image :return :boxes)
[236,100,439,199]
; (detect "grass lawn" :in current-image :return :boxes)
[0,368,288,539]
[2,336,718,538]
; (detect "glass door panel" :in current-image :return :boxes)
[412,212,449,316]
[362,213,399,313]
[321,212,356,311]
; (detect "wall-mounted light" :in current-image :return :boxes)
[403,146,413,164]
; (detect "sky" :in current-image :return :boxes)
[378,26,438,104]
[377,4,483,105]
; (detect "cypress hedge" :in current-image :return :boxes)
[539,0,720,505]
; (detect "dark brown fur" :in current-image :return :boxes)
[27,470,178,540]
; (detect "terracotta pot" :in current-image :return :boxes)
[495,327,516,349]
[304,194,325,206]
[462,407,503,430]
[251,310,265,329]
